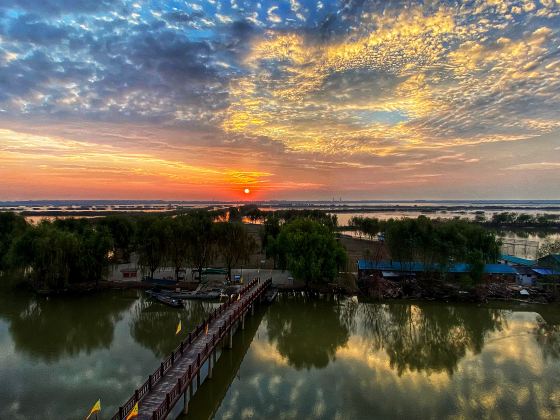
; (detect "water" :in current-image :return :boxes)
[0,288,217,419]
[1,289,559,419]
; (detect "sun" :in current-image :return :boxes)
[243,188,251,194]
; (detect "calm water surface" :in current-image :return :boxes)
[1,289,559,419]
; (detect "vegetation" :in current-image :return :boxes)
[346,215,500,284]
[0,207,505,293]
[9,221,113,290]
[214,221,257,280]
[486,212,560,227]
[348,216,380,240]
[537,239,560,259]
[0,212,27,273]
[274,218,347,286]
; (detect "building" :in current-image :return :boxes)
[357,260,518,282]
[537,254,560,270]
[499,254,537,286]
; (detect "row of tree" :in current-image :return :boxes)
[485,212,560,227]
[0,211,257,291]
[135,211,256,282]
[349,215,501,283]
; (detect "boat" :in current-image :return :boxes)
[264,288,278,303]
[156,289,193,299]
[183,288,222,300]
[145,290,183,308]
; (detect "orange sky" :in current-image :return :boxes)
[1,1,559,200]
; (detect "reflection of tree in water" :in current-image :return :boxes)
[130,298,215,358]
[0,290,133,362]
[266,296,349,370]
[535,315,560,360]
[344,301,506,376]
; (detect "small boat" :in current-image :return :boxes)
[157,289,193,299]
[183,288,222,300]
[145,290,183,308]
[264,288,278,303]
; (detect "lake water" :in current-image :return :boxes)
[1,288,559,419]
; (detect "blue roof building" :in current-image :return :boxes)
[357,260,518,275]
[500,254,535,267]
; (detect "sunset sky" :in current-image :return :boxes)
[1,0,559,200]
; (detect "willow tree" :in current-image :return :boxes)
[136,216,168,280]
[214,221,256,281]
[0,212,28,273]
[186,210,216,281]
[165,215,192,282]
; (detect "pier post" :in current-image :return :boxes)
[197,370,200,388]
[208,354,213,379]
[213,348,217,364]
[251,304,254,316]
[228,329,233,349]
[241,313,245,330]
[183,387,189,414]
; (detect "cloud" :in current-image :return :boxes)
[1,0,560,199]
[505,162,560,170]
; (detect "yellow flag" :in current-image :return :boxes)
[205,323,208,335]
[85,399,101,419]
[175,320,182,335]
[125,402,139,420]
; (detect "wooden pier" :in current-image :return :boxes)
[111,278,272,420]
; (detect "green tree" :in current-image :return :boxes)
[276,218,347,286]
[185,210,216,281]
[10,223,79,290]
[136,216,168,280]
[165,215,191,282]
[97,215,136,261]
[214,222,257,280]
[537,239,560,258]
[0,212,28,273]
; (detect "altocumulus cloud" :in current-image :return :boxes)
[0,0,559,199]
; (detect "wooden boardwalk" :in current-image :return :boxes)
[111,278,271,420]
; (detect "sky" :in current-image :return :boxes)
[0,0,559,201]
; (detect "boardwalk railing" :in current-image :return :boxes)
[111,277,271,420]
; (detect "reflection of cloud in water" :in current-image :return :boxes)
[250,338,288,367]
[214,301,560,419]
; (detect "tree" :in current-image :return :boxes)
[276,218,347,286]
[97,215,135,262]
[165,216,191,282]
[10,223,79,290]
[214,222,257,280]
[538,239,560,258]
[349,216,380,240]
[0,212,28,273]
[136,216,168,280]
[185,210,216,281]
[383,217,500,282]
[262,215,281,268]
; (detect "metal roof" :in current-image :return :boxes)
[358,260,517,274]
[500,254,535,267]
[532,268,560,276]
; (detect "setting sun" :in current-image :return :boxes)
[244,188,251,194]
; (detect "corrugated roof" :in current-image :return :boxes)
[357,260,517,274]
[533,268,560,276]
[500,254,535,267]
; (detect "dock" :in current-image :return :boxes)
[110,277,272,420]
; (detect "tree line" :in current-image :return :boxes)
[0,210,257,291]
[349,215,501,283]
[0,208,346,292]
